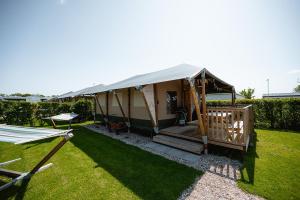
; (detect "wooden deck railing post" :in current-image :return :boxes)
[188,78,207,154]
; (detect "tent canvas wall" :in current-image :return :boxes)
[91,64,235,135]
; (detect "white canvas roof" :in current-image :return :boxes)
[0,124,70,144]
[84,64,233,94]
[100,64,202,93]
[56,64,233,96]
[57,91,75,99]
[57,84,106,99]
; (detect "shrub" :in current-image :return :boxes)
[0,101,4,122]
[56,103,72,114]
[2,101,36,126]
[71,100,92,121]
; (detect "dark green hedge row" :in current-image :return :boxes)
[0,100,93,126]
[207,98,300,130]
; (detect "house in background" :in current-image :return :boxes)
[262,92,300,99]
[1,96,26,102]
[0,95,51,102]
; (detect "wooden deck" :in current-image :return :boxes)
[157,105,254,151]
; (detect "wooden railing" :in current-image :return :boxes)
[207,105,254,148]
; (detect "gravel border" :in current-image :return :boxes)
[84,124,263,200]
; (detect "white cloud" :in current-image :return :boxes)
[288,69,300,74]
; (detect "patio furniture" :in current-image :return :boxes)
[0,124,73,191]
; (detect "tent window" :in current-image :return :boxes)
[166,91,177,114]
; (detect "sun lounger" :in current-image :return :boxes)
[0,124,73,191]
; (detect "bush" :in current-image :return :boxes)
[71,100,92,121]
[207,98,300,130]
[0,101,4,122]
[57,103,72,114]
[2,101,36,126]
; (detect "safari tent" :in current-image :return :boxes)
[85,64,254,153]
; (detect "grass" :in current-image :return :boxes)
[238,129,300,200]
[0,122,201,200]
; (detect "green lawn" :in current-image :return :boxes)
[239,129,300,200]
[0,123,201,200]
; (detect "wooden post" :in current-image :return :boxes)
[201,73,207,132]
[106,92,109,124]
[93,95,96,123]
[189,78,207,154]
[189,79,205,136]
[154,84,159,129]
[181,79,185,107]
[114,91,129,128]
[95,94,106,124]
[127,88,131,133]
[232,87,236,106]
[50,118,56,129]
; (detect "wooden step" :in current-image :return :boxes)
[153,135,203,154]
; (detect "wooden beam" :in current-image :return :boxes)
[114,91,129,127]
[128,88,131,128]
[232,87,236,105]
[201,77,207,132]
[141,91,156,127]
[181,79,185,107]
[95,94,105,116]
[50,118,56,129]
[189,79,205,136]
[153,84,159,128]
[95,94,106,123]
[106,92,109,122]
[30,133,73,175]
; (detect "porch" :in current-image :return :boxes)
[153,105,254,153]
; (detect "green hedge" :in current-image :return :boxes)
[0,100,92,126]
[0,98,299,130]
[71,100,92,121]
[207,98,300,130]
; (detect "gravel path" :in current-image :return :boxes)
[84,125,263,200]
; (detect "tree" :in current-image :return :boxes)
[240,88,255,99]
[294,85,300,92]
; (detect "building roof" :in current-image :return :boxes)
[84,64,233,94]
[3,96,26,100]
[263,92,300,98]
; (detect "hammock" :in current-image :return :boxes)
[0,124,73,191]
[44,113,79,129]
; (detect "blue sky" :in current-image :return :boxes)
[0,0,299,97]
